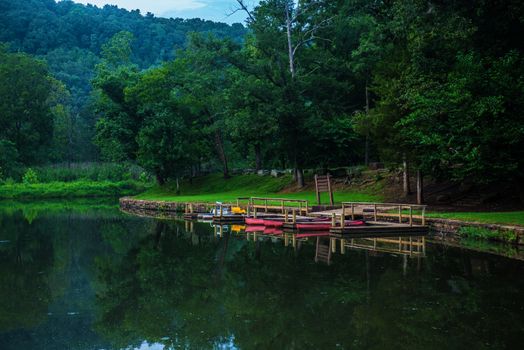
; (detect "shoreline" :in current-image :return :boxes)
[119,197,524,246]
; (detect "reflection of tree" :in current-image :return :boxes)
[95,221,231,349]
[351,249,524,349]
[95,222,369,349]
[0,212,54,331]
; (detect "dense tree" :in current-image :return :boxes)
[0,0,246,163]
[2,0,523,198]
[0,45,60,174]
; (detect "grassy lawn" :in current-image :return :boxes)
[135,174,524,227]
[0,180,149,199]
[427,211,524,226]
[135,174,383,204]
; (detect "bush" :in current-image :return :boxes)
[23,168,39,184]
[29,162,149,183]
[458,226,517,243]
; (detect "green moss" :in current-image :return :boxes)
[135,174,382,204]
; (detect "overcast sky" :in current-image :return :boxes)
[70,0,259,24]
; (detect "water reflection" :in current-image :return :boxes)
[0,206,524,349]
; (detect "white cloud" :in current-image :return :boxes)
[71,0,207,15]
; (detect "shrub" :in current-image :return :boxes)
[458,226,517,243]
[23,168,39,184]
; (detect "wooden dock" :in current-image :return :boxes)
[182,199,429,238]
[327,202,429,237]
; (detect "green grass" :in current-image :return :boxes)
[457,226,518,243]
[0,180,149,199]
[136,173,524,227]
[135,174,382,204]
[427,211,524,226]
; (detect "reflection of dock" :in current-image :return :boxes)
[315,237,332,265]
[332,236,426,257]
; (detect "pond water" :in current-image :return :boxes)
[1,202,524,349]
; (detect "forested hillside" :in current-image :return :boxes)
[1,0,524,203]
[0,0,245,162]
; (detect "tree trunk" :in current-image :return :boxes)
[403,155,411,196]
[214,130,229,178]
[416,170,424,204]
[364,83,370,166]
[254,143,262,171]
[285,5,295,78]
[296,168,305,188]
[156,173,165,186]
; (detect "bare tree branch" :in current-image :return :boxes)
[233,0,256,23]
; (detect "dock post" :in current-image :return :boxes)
[351,203,355,220]
[399,205,402,223]
[284,209,288,223]
[341,239,346,255]
[341,205,346,228]
[220,205,223,219]
[281,200,284,214]
[331,213,336,227]
[254,207,257,219]
[374,203,377,221]
[292,209,297,224]
[331,238,337,253]
[306,201,309,214]
[422,206,426,226]
[409,206,413,226]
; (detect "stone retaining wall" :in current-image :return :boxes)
[120,197,524,244]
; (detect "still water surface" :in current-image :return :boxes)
[0,202,524,349]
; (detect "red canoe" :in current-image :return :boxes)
[245,218,265,225]
[263,219,284,228]
[245,225,266,232]
[296,220,366,231]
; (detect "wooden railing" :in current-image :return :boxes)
[245,197,309,215]
[333,202,427,227]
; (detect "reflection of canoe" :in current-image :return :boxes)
[245,225,265,232]
[263,228,283,235]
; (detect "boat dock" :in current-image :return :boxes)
[179,198,429,237]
